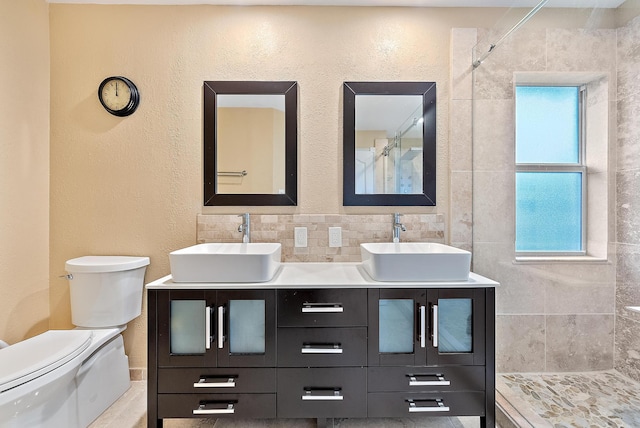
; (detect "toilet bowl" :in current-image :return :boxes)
[0,255,149,428]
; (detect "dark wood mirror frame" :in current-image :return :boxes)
[204,81,298,206]
[343,81,436,206]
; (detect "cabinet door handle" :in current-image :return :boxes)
[302,303,344,313]
[193,376,236,388]
[408,374,451,386]
[217,305,225,349]
[432,304,439,348]
[301,343,343,354]
[407,399,449,413]
[419,305,426,348]
[302,388,344,401]
[205,306,212,350]
[192,403,235,415]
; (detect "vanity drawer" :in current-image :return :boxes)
[277,289,367,327]
[277,327,367,367]
[367,391,485,418]
[158,367,275,393]
[368,366,485,392]
[158,393,276,419]
[277,367,367,418]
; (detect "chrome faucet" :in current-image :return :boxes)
[238,213,251,243]
[392,213,406,243]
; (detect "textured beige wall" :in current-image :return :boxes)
[0,0,50,345]
[48,4,506,370]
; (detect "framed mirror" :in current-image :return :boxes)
[343,81,436,206]
[204,81,298,206]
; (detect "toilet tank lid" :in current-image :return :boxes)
[65,256,150,273]
[0,330,92,393]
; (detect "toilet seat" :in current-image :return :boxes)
[0,330,92,393]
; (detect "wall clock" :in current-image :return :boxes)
[98,76,140,117]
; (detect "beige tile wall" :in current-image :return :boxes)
[453,24,620,374]
[197,214,445,262]
[615,11,640,382]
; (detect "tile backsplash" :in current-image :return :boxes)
[197,214,445,262]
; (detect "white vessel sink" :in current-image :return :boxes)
[170,243,282,283]
[360,242,471,282]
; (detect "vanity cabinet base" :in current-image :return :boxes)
[147,287,495,428]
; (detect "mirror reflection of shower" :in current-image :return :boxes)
[354,94,424,195]
[379,104,424,194]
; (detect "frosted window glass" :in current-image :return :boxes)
[379,299,414,353]
[515,86,579,164]
[516,172,582,252]
[438,299,472,354]
[229,300,265,354]
[170,300,206,354]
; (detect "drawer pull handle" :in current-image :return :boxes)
[408,374,451,387]
[193,377,236,388]
[302,303,344,313]
[301,344,343,354]
[193,403,235,415]
[407,399,449,413]
[302,388,344,401]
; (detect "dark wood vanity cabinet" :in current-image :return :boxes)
[367,288,493,421]
[148,289,277,423]
[148,286,495,427]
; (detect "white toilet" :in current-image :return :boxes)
[0,255,149,428]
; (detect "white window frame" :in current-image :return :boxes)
[513,72,610,262]
[515,84,587,257]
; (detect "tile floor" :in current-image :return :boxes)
[90,381,484,428]
[496,370,640,427]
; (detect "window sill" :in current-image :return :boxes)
[514,255,610,264]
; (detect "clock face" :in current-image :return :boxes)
[98,76,140,117]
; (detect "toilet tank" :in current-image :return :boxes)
[65,256,150,328]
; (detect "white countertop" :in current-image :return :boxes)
[146,262,499,289]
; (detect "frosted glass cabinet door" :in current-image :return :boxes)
[427,289,485,366]
[170,300,207,354]
[368,289,427,366]
[157,290,216,367]
[217,289,276,367]
[229,299,266,354]
[157,289,276,368]
[379,299,414,353]
[369,289,485,366]
[436,298,472,353]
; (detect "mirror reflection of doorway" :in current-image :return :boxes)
[355,148,375,194]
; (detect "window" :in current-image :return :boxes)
[515,86,586,255]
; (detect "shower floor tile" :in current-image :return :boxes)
[497,370,640,427]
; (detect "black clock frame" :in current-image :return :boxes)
[98,76,140,117]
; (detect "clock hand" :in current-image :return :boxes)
[115,81,118,96]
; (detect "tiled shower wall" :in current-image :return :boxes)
[452,23,620,374]
[197,214,445,262]
[614,14,640,383]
